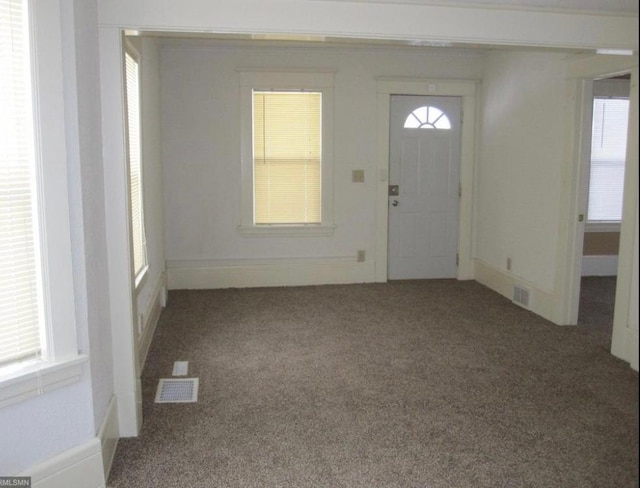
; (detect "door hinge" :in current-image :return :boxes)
[456,253,459,266]
[458,182,462,198]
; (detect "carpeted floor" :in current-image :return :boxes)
[577,276,617,352]
[108,279,638,488]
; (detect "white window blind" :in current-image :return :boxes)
[125,50,147,277]
[0,0,42,365]
[253,91,321,225]
[588,97,629,222]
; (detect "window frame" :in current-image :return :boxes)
[123,40,149,288]
[585,79,630,232]
[0,0,85,408]
[238,70,335,237]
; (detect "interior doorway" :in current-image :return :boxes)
[575,74,631,349]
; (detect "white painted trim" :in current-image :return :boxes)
[0,355,88,409]
[237,225,336,237]
[625,327,639,372]
[238,70,335,231]
[96,0,638,51]
[20,438,105,488]
[166,256,374,290]
[97,396,119,482]
[28,0,79,364]
[375,78,478,282]
[99,26,141,438]
[474,259,555,323]
[581,255,619,276]
[612,64,639,364]
[137,273,165,370]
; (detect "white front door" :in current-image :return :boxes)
[388,95,462,280]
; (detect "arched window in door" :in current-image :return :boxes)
[404,106,451,129]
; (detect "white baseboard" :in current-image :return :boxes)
[138,273,166,370]
[581,255,619,276]
[474,259,556,323]
[21,438,105,488]
[97,396,119,483]
[166,257,374,290]
[625,327,639,372]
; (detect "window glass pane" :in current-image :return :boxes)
[125,51,147,276]
[253,91,321,224]
[0,0,42,365]
[403,105,451,130]
[588,98,629,222]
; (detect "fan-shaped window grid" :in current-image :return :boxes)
[404,106,451,129]
[253,91,322,225]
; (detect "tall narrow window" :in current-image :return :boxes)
[588,97,629,223]
[0,0,42,365]
[253,91,322,225]
[125,49,147,279]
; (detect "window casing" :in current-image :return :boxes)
[124,45,148,283]
[587,96,629,225]
[0,0,84,407]
[239,71,335,237]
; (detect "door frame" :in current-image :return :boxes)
[560,54,638,367]
[375,78,478,282]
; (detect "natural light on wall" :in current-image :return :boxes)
[588,97,629,222]
[253,91,322,225]
[0,0,43,366]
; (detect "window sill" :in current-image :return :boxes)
[585,222,621,232]
[237,224,336,238]
[0,355,88,409]
[134,264,149,292]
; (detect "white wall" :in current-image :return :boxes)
[475,51,569,317]
[161,41,483,286]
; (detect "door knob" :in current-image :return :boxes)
[392,200,399,207]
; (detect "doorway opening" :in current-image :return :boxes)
[575,73,631,351]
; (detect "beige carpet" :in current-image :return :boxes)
[108,280,638,488]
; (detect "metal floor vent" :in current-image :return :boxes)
[155,378,199,403]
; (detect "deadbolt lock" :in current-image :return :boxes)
[388,185,399,196]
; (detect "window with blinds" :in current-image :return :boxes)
[0,0,43,366]
[125,50,147,278]
[588,97,629,222]
[253,91,322,225]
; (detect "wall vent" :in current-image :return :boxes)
[512,285,530,308]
